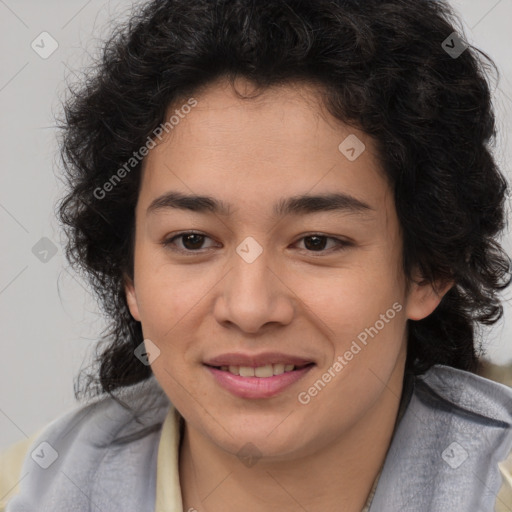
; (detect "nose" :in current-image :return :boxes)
[212,245,295,334]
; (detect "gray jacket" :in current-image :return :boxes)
[6,365,512,511]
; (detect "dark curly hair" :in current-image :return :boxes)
[57,0,511,400]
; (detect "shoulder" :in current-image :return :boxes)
[418,365,512,511]
[1,376,170,512]
[417,364,512,422]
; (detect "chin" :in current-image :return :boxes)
[205,419,311,460]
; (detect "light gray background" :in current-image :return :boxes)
[1,0,511,452]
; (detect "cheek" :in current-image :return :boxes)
[133,253,227,351]
[132,250,197,337]
[136,279,191,337]
[304,267,404,339]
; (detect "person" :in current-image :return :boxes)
[1,0,512,510]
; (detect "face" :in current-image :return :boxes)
[125,77,444,460]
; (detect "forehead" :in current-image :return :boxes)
[138,77,391,219]
[160,78,355,157]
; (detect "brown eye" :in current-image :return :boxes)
[162,232,217,253]
[295,235,349,253]
[303,235,328,251]
[180,233,206,250]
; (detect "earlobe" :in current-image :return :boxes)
[124,277,141,321]
[405,275,454,321]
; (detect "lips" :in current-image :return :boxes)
[204,352,315,399]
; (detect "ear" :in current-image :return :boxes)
[405,270,454,321]
[124,275,141,322]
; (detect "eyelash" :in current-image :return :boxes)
[161,231,352,256]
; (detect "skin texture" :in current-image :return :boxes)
[125,77,450,512]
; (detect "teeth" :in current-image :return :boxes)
[239,366,255,377]
[220,363,297,377]
[255,364,273,377]
[273,363,285,375]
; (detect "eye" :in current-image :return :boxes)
[162,231,350,256]
[162,232,217,253]
[294,234,350,254]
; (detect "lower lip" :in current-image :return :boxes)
[205,365,314,399]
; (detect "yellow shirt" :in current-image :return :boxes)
[1,407,511,511]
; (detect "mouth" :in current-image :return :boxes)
[204,356,315,399]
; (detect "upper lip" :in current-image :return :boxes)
[204,352,315,368]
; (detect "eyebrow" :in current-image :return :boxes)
[147,191,374,218]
